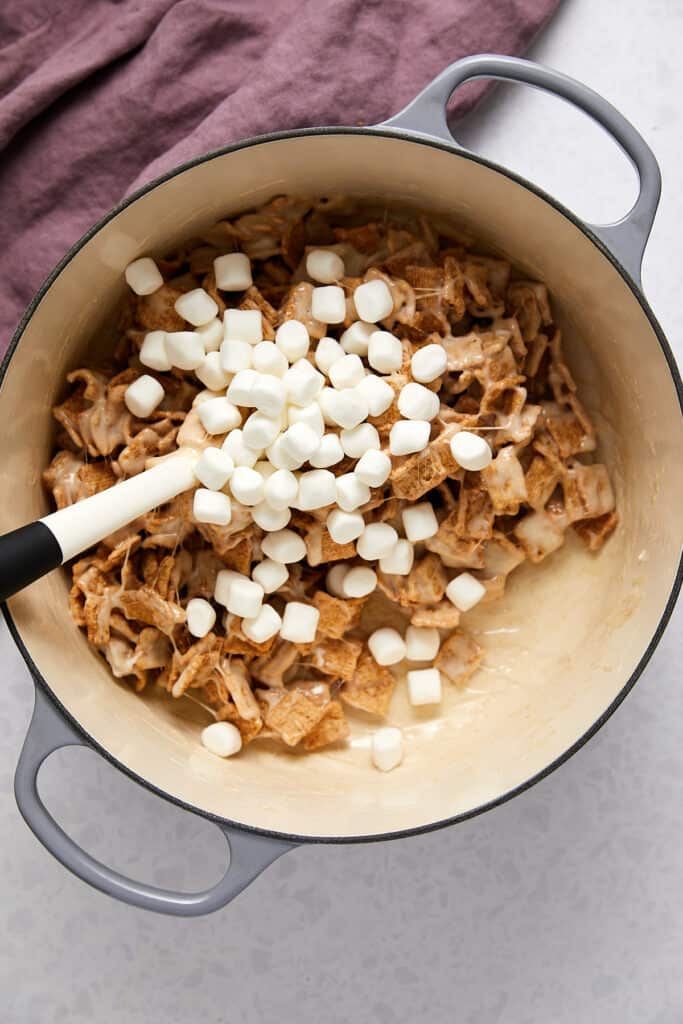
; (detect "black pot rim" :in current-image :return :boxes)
[2,125,682,847]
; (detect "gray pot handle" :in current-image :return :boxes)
[15,686,295,916]
[381,54,661,286]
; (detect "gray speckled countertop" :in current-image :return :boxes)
[2,2,682,1020]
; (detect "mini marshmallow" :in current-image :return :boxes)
[311,285,346,324]
[368,627,406,666]
[139,331,171,372]
[368,331,402,374]
[411,343,447,383]
[174,288,218,327]
[357,523,399,561]
[397,381,440,421]
[405,626,440,662]
[355,449,391,487]
[340,320,374,356]
[450,431,493,471]
[306,249,345,284]
[329,353,365,390]
[224,576,264,618]
[315,336,345,374]
[195,447,234,490]
[193,488,232,526]
[275,319,310,362]
[297,469,336,511]
[226,367,258,405]
[287,402,325,437]
[266,436,300,471]
[214,569,245,606]
[280,602,320,643]
[336,473,371,512]
[261,528,307,564]
[326,563,350,597]
[229,466,265,506]
[340,422,380,459]
[186,597,216,638]
[407,667,442,706]
[318,387,368,430]
[124,257,163,296]
[353,279,393,322]
[251,373,286,417]
[371,727,403,772]
[252,558,289,593]
[195,351,230,391]
[264,469,299,510]
[341,565,377,598]
[446,572,486,612]
[124,375,164,418]
[221,339,253,375]
[327,509,364,545]
[224,308,262,343]
[196,318,224,353]
[242,411,281,449]
[389,419,431,455]
[309,433,345,469]
[379,539,414,576]
[252,341,288,377]
[214,252,252,291]
[201,721,242,758]
[251,501,291,530]
[355,374,395,417]
[222,428,261,468]
[284,359,325,406]
[402,502,439,542]
[242,603,282,643]
[280,422,320,467]
[166,331,205,371]
[198,396,242,435]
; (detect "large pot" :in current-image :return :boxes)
[2,55,681,916]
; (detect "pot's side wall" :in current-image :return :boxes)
[2,133,681,839]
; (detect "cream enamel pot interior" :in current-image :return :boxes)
[2,55,682,917]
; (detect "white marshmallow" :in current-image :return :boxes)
[327,509,364,545]
[166,331,205,371]
[446,572,486,612]
[355,374,395,417]
[329,353,365,390]
[242,411,281,449]
[287,402,324,437]
[297,469,336,511]
[222,428,261,468]
[326,563,350,597]
[315,336,345,374]
[139,331,171,372]
[309,433,345,469]
[355,449,391,487]
[357,523,398,561]
[341,565,377,598]
[340,320,374,356]
[389,419,431,455]
[225,576,264,618]
[306,249,345,284]
[252,558,289,594]
[368,331,402,373]
[124,257,163,296]
[261,528,307,564]
[251,374,286,417]
[397,382,440,421]
[279,602,320,643]
[411,343,447,383]
[353,279,393,322]
[318,387,368,430]
[196,318,224,353]
[195,447,234,490]
[214,252,252,291]
[284,359,325,406]
[450,431,492,471]
[221,339,253,375]
[405,626,440,662]
[229,466,264,506]
[280,422,320,467]
[379,539,414,576]
[336,473,371,512]
[224,308,262,343]
[198,396,242,435]
[371,727,403,772]
[252,341,288,377]
[275,319,309,362]
[242,603,282,643]
[175,288,218,327]
[266,435,301,471]
[402,502,438,542]
[201,721,242,758]
[214,569,245,606]
[407,667,442,705]
[186,597,216,638]
[195,351,230,391]
[226,367,258,404]
[311,285,346,324]
[340,422,380,459]
[124,375,164,418]
[368,627,406,666]
[193,488,232,526]
[264,469,299,510]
